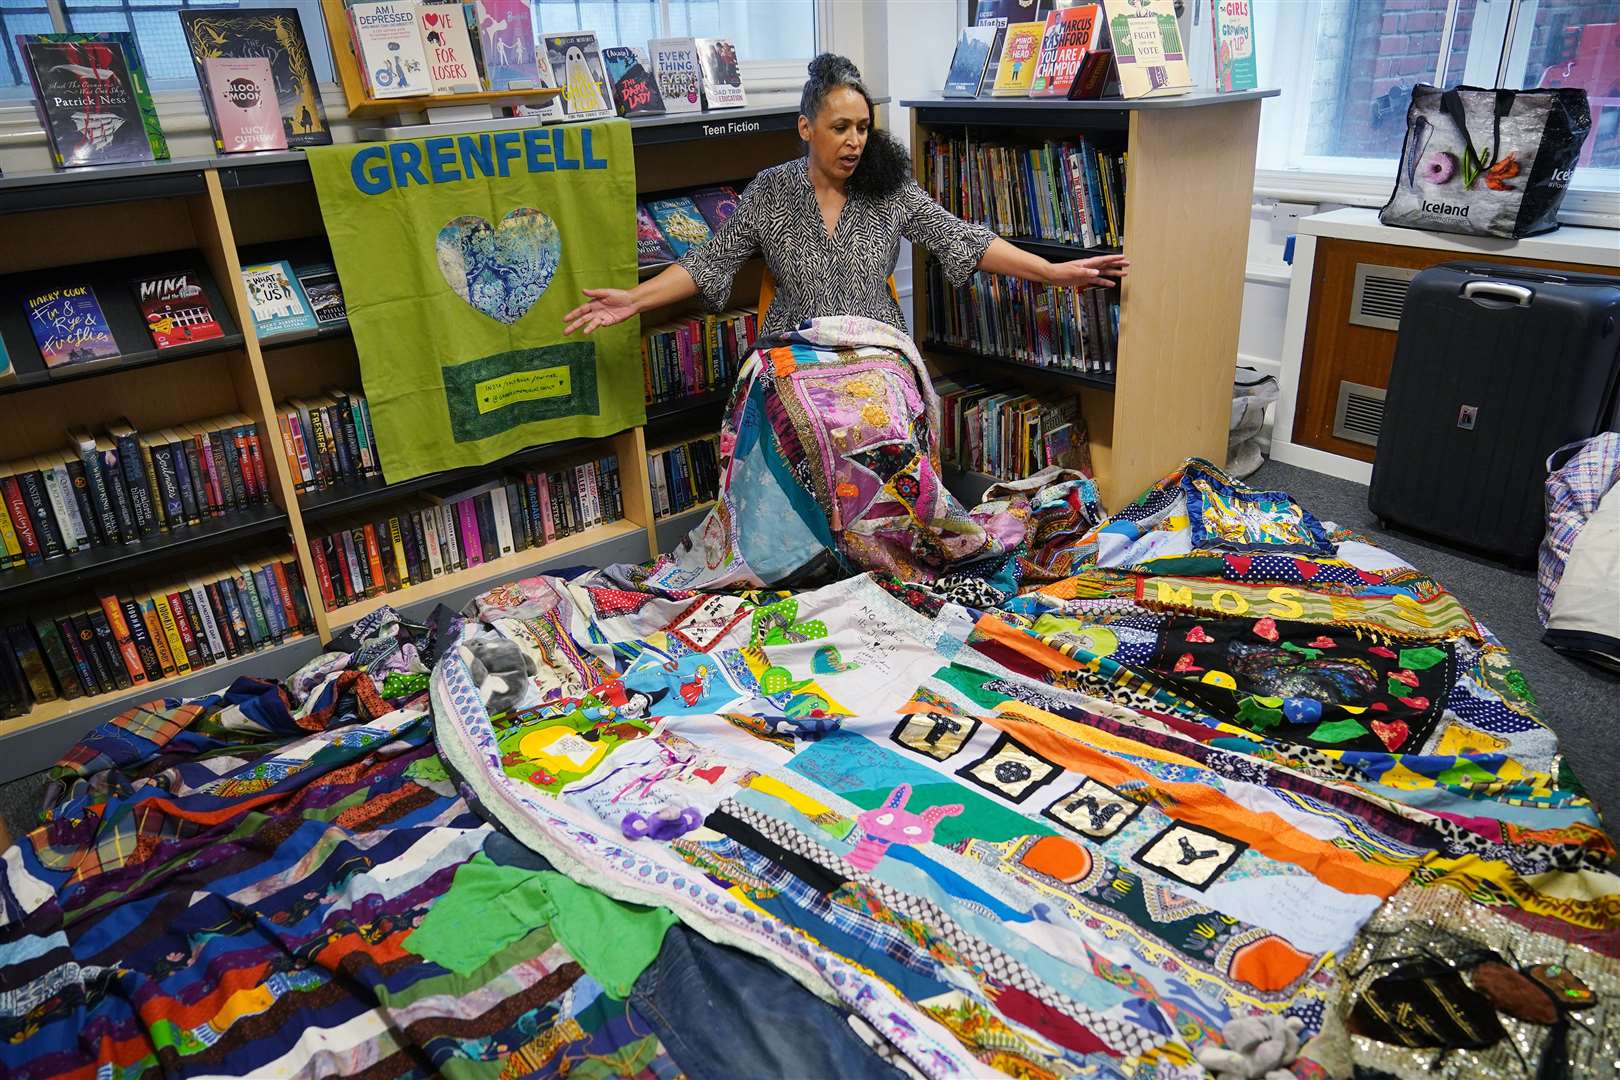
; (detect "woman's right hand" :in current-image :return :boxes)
[564,288,639,335]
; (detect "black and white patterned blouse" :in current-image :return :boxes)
[677,156,997,338]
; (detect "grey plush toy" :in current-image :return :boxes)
[457,637,538,716]
[1193,1015,1304,1080]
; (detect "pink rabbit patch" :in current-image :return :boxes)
[847,783,962,871]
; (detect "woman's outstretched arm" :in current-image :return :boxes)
[563,264,699,336]
[975,237,1130,289]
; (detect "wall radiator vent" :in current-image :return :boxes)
[1348,263,1419,331]
[1333,381,1386,446]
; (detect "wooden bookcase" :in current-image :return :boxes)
[0,103,810,778]
[903,91,1275,510]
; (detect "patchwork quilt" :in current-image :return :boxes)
[2,458,1615,1078]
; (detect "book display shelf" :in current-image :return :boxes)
[904,90,1276,510]
[0,103,815,777]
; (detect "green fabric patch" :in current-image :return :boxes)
[1398,646,1447,671]
[540,869,677,996]
[845,781,1053,845]
[405,853,557,975]
[406,755,452,782]
[1235,697,1284,730]
[405,852,675,995]
[1309,718,1369,744]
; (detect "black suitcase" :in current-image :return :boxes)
[1368,261,1620,563]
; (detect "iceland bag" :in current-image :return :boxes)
[1380,84,1590,239]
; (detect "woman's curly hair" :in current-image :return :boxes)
[800,53,910,201]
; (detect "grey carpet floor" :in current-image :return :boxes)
[2,458,1612,844]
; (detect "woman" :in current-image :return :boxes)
[565,54,1126,338]
[569,54,1124,593]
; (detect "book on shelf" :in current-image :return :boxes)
[25,32,168,161]
[974,0,1055,27]
[241,261,318,338]
[648,435,719,519]
[924,262,1118,376]
[648,38,702,114]
[0,334,11,386]
[645,196,712,257]
[473,0,541,90]
[1211,0,1257,93]
[943,25,1002,98]
[180,9,331,149]
[25,284,119,369]
[275,390,381,494]
[544,32,615,120]
[294,262,348,326]
[414,1,481,94]
[135,270,225,350]
[202,57,287,153]
[1028,4,1102,97]
[1102,0,1192,99]
[688,186,740,232]
[641,308,756,404]
[935,377,1093,480]
[0,551,311,715]
[309,453,622,612]
[694,38,745,110]
[920,132,1126,249]
[602,45,665,118]
[635,203,677,267]
[990,21,1046,96]
[351,1,432,99]
[20,38,154,169]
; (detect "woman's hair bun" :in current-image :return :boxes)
[807,53,861,84]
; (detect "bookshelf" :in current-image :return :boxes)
[0,103,817,779]
[903,90,1276,509]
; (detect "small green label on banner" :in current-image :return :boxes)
[476,366,572,414]
[443,343,600,442]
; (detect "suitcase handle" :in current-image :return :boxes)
[1462,280,1534,306]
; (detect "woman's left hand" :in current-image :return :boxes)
[1048,253,1130,290]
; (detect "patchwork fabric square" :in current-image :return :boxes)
[1133,821,1247,890]
[892,711,982,762]
[1042,777,1142,839]
[667,594,751,653]
[1181,463,1334,556]
[956,733,1061,802]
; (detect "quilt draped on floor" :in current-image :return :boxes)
[4,458,1617,1079]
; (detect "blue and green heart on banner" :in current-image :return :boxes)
[305,121,643,483]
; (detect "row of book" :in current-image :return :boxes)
[925,264,1120,377]
[309,454,624,612]
[11,259,345,380]
[919,133,1127,250]
[0,416,273,574]
[649,436,719,520]
[642,309,756,405]
[273,391,381,496]
[343,7,748,121]
[0,552,312,717]
[637,185,739,266]
[936,378,1093,481]
[19,9,752,172]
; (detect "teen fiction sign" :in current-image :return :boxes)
[349,126,610,195]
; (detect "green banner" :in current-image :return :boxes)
[306,120,642,483]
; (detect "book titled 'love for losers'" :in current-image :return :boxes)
[418,3,480,94]
[203,57,287,152]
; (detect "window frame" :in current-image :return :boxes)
[1256,0,1618,226]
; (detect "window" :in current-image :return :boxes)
[4,0,814,98]
[1257,0,1618,197]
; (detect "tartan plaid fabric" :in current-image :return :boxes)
[1539,433,1620,625]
